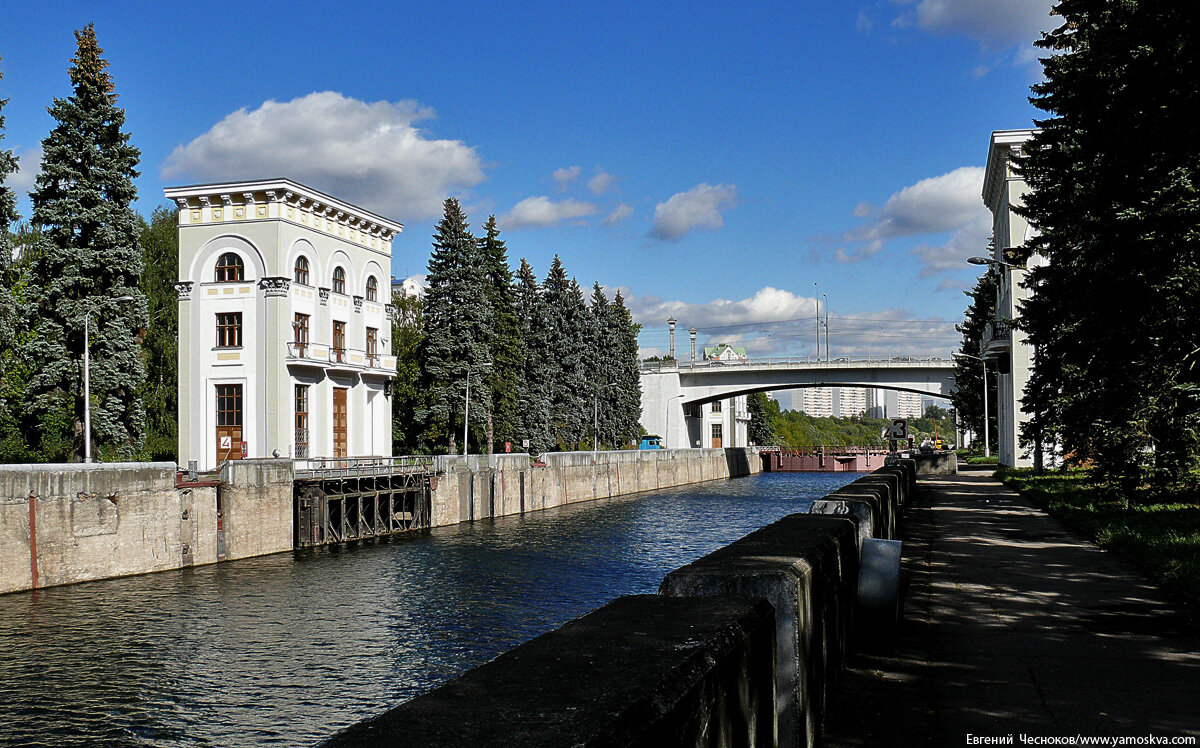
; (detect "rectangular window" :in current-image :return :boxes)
[711,400,722,413]
[332,321,346,362]
[216,312,242,348]
[294,313,309,355]
[295,384,309,458]
[366,327,378,365]
[711,423,723,448]
[216,384,243,426]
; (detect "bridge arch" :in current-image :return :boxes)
[639,358,955,448]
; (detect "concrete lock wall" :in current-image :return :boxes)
[430,447,761,528]
[218,459,295,561]
[324,461,917,747]
[0,463,217,595]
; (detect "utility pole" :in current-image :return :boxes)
[814,282,819,360]
[823,293,829,362]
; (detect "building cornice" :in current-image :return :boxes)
[163,178,404,239]
[982,129,1038,210]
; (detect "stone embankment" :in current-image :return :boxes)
[429,447,759,526]
[320,458,932,748]
[1,449,761,594]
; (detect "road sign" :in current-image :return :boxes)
[885,419,908,440]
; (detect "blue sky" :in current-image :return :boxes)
[0,0,1052,358]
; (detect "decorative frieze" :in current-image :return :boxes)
[174,281,194,300]
[353,295,364,312]
[319,287,330,305]
[258,277,291,298]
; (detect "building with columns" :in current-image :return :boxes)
[982,129,1041,468]
[166,179,401,470]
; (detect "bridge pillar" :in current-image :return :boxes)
[639,370,690,449]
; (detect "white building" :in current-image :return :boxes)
[982,129,1041,468]
[799,386,871,418]
[167,179,402,470]
[800,388,833,417]
[685,396,751,448]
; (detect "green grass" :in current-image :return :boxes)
[966,455,999,465]
[996,467,1200,606]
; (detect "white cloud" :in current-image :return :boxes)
[501,196,596,229]
[588,169,615,195]
[603,203,633,225]
[842,166,989,262]
[911,210,992,278]
[650,182,737,241]
[161,91,485,220]
[901,0,1055,51]
[8,146,42,196]
[552,165,581,189]
[619,285,958,358]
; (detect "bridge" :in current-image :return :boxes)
[639,356,956,449]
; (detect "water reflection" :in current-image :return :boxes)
[0,472,854,747]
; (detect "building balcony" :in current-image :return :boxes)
[980,320,1012,362]
[285,342,397,377]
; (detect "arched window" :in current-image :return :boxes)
[366,275,378,302]
[294,256,310,285]
[215,252,244,283]
[332,266,346,295]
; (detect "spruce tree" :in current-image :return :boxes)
[478,215,520,453]
[589,283,617,448]
[513,258,553,453]
[421,198,492,454]
[542,256,590,449]
[951,271,997,451]
[26,25,147,461]
[0,61,19,387]
[610,290,643,447]
[138,206,178,460]
[1018,0,1200,488]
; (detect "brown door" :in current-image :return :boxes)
[333,388,348,458]
[216,384,243,463]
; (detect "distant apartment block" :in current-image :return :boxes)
[167,179,402,471]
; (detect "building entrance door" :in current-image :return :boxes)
[333,388,348,458]
[215,384,243,463]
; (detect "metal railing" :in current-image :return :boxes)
[640,354,954,372]
[294,455,437,480]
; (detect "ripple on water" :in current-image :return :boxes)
[0,471,854,747]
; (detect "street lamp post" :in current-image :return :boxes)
[823,293,829,362]
[84,294,136,463]
[463,361,492,457]
[953,352,989,458]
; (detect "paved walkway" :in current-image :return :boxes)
[822,467,1200,746]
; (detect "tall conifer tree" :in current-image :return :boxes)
[478,215,520,453]
[1018,0,1200,488]
[26,25,147,461]
[421,198,492,454]
[610,290,643,447]
[589,283,616,448]
[513,258,552,453]
[952,271,997,451]
[0,61,19,384]
[542,256,591,449]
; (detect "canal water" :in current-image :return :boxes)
[0,471,855,747]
